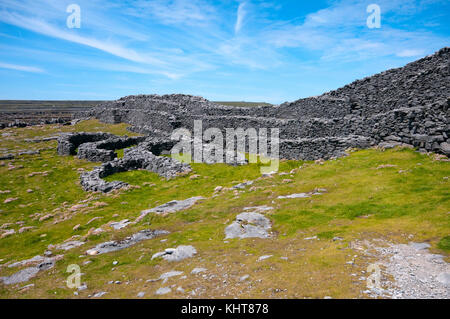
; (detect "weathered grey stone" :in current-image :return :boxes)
[1,267,40,285]
[243,205,274,212]
[436,272,450,285]
[277,193,310,199]
[109,219,131,230]
[410,242,431,250]
[92,291,108,298]
[85,229,169,255]
[152,245,197,262]
[191,267,207,275]
[77,135,145,162]
[160,271,184,283]
[155,287,171,295]
[1,259,57,285]
[225,212,272,239]
[138,196,205,220]
[440,142,450,155]
[258,255,273,261]
[232,181,254,189]
[0,154,14,160]
[54,240,85,251]
[57,132,116,156]
[163,245,197,262]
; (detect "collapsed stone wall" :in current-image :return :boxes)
[77,136,145,162]
[57,132,191,192]
[79,143,191,192]
[57,132,117,156]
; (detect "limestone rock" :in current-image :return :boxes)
[85,229,169,255]
[225,212,272,239]
[138,197,205,220]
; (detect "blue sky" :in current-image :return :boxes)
[0,0,449,103]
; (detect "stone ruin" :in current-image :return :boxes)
[58,47,449,192]
[57,133,191,192]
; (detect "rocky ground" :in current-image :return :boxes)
[0,119,448,299]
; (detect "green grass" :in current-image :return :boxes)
[0,120,448,299]
[438,236,450,251]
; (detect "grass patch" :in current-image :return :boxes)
[437,236,450,251]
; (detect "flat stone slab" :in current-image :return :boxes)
[277,193,310,199]
[232,181,254,189]
[155,287,171,295]
[1,267,40,285]
[86,229,169,255]
[8,254,63,268]
[258,255,273,261]
[277,189,327,199]
[160,271,184,283]
[243,205,274,212]
[152,245,197,262]
[1,259,58,285]
[54,240,85,251]
[109,219,132,230]
[137,196,205,221]
[191,267,207,275]
[225,212,272,239]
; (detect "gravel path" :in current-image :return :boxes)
[366,242,449,299]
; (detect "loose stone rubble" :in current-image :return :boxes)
[370,242,450,299]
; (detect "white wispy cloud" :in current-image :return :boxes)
[0,0,448,90]
[0,11,165,66]
[0,62,44,73]
[235,2,247,34]
[260,0,449,63]
[396,49,426,57]
[124,0,216,26]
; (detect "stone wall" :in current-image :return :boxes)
[81,48,449,160]
[79,143,191,192]
[57,132,191,192]
[77,136,145,162]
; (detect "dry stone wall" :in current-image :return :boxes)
[82,48,449,160]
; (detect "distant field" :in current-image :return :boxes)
[0,100,272,113]
[0,100,106,113]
